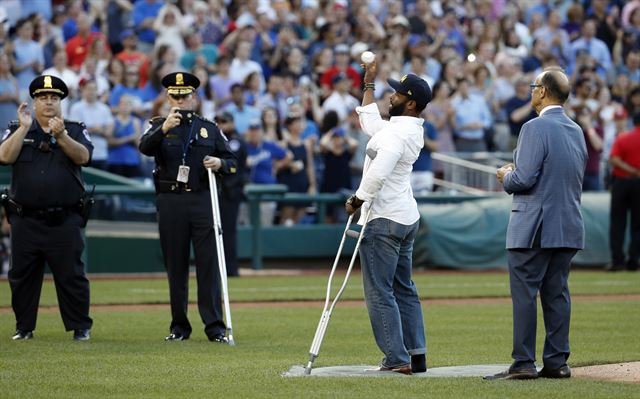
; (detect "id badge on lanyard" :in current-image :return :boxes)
[177,164,190,183]
[177,119,196,183]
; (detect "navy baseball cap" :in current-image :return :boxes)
[387,74,432,110]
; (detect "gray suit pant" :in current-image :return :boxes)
[507,247,577,370]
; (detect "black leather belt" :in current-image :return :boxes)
[155,180,199,194]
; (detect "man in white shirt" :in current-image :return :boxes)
[42,48,79,117]
[69,79,114,169]
[345,65,432,375]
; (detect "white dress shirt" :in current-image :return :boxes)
[355,103,424,225]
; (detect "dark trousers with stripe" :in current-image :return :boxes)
[9,213,92,332]
[157,191,225,338]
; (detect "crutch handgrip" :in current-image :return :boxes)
[345,230,360,239]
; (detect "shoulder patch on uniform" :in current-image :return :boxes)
[65,119,87,128]
[82,128,91,142]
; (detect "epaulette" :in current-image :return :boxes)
[195,114,216,125]
[149,116,166,125]
[64,119,87,128]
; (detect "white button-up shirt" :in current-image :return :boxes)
[355,103,424,225]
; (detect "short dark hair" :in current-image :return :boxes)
[540,69,570,103]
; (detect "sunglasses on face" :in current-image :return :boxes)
[169,93,192,100]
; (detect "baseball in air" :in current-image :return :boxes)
[361,51,375,64]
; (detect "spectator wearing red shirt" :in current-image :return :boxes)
[65,13,108,72]
[115,29,150,87]
[607,111,640,271]
[319,44,361,99]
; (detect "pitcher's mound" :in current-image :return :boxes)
[284,364,510,377]
[573,362,640,384]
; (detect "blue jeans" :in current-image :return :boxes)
[359,217,426,367]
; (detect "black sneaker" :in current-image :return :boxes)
[165,332,188,341]
[12,330,33,340]
[73,329,91,341]
[208,334,228,343]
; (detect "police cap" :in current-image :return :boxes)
[162,72,200,95]
[29,75,69,99]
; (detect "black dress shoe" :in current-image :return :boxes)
[484,367,538,380]
[208,334,228,343]
[165,332,188,341]
[538,365,571,378]
[12,330,33,340]
[73,329,91,341]
[605,263,625,272]
[411,354,427,373]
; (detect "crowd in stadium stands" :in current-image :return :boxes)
[0,0,638,226]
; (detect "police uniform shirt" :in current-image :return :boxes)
[1,120,93,208]
[139,114,237,191]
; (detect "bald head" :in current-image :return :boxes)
[538,68,570,104]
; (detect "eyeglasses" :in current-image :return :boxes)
[530,84,543,90]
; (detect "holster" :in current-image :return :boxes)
[77,185,96,228]
[1,189,23,221]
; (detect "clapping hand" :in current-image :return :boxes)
[17,102,32,130]
[48,117,66,139]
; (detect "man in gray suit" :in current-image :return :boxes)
[485,68,587,380]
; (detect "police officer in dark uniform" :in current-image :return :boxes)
[0,75,94,341]
[214,111,247,277]
[139,72,237,342]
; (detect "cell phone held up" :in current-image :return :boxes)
[176,109,194,126]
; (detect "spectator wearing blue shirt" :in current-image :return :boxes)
[411,120,438,195]
[451,77,493,152]
[109,68,146,117]
[11,18,44,101]
[245,120,292,225]
[132,0,164,53]
[504,78,537,150]
[223,83,261,135]
[570,19,612,79]
[180,30,218,73]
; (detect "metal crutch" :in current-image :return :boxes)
[207,168,235,346]
[303,147,378,374]
[303,204,373,375]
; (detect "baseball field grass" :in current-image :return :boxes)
[1,270,639,398]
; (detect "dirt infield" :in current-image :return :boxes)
[2,293,639,314]
[573,362,640,384]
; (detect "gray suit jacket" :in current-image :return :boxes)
[503,107,587,249]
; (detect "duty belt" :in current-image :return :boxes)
[155,180,199,194]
